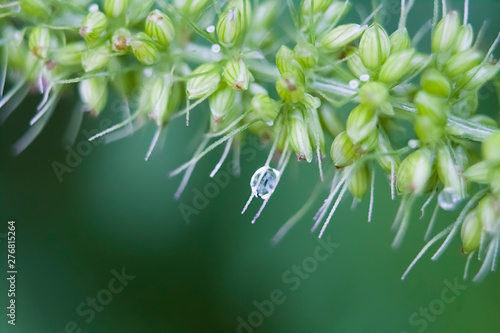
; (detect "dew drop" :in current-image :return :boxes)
[250,166,281,200]
[206,25,215,33]
[349,79,360,89]
[438,187,462,211]
[211,44,221,53]
[89,4,99,12]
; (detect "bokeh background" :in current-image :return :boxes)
[1,0,500,332]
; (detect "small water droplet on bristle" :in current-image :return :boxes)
[211,44,221,53]
[250,166,281,200]
[438,187,462,211]
[206,25,215,33]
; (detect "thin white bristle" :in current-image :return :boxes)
[145,127,162,161]
[420,189,436,219]
[463,251,474,280]
[424,202,440,241]
[88,112,141,142]
[368,167,375,223]
[464,0,469,25]
[318,175,350,239]
[174,137,210,199]
[210,137,233,177]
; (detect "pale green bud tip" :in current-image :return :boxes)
[378,49,415,84]
[436,146,465,197]
[301,0,333,15]
[483,131,500,165]
[461,210,482,253]
[276,72,305,103]
[209,86,235,121]
[112,28,131,52]
[330,131,356,168]
[346,104,377,144]
[359,23,390,71]
[478,195,500,235]
[459,64,500,91]
[346,47,368,79]
[104,0,128,18]
[28,27,50,59]
[250,94,279,123]
[82,45,111,72]
[276,45,303,75]
[79,78,108,115]
[320,24,366,52]
[414,91,447,126]
[421,69,451,99]
[223,58,250,90]
[20,0,51,19]
[453,24,474,53]
[464,161,490,184]
[52,42,86,66]
[80,11,107,44]
[358,82,388,108]
[294,43,318,69]
[288,108,313,162]
[150,76,174,127]
[432,11,460,53]
[187,63,222,99]
[397,148,434,195]
[446,50,482,77]
[349,164,370,199]
[146,10,175,47]
[389,28,411,54]
[217,6,243,47]
[130,33,159,65]
[177,0,210,16]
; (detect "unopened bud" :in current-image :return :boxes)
[186,63,222,99]
[79,77,108,115]
[146,10,175,47]
[82,45,111,72]
[397,148,434,195]
[437,145,465,197]
[320,24,366,52]
[376,131,400,172]
[414,115,445,144]
[301,0,333,15]
[359,23,390,71]
[446,49,482,77]
[20,0,51,20]
[349,164,370,199]
[276,72,305,103]
[150,75,175,127]
[209,85,236,122]
[288,107,313,162]
[432,11,460,53]
[104,0,128,18]
[453,24,474,53]
[389,28,411,53]
[464,161,490,184]
[331,131,356,168]
[294,43,318,69]
[276,45,303,75]
[414,91,448,126]
[80,11,107,45]
[252,1,278,29]
[130,33,159,65]
[306,109,325,153]
[345,47,369,79]
[111,28,131,52]
[421,69,451,99]
[378,49,415,84]
[223,58,251,90]
[319,104,344,137]
[483,131,500,165]
[177,0,210,16]
[359,82,388,108]
[217,6,243,47]
[53,42,86,66]
[478,195,500,235]
[250,93,279,123]
[28,27,51,59]
[346,104,378,144]
[458,63,500,91]
[315,1,351,35]
[301,93,321,110]
[461,210,482,253]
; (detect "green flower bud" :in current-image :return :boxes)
[80,11,107,45]
[294,43,318,69]
[276,45,303,75]
[432,11,460,53]
[301,0,333,15]
[223,58,251,90]
[389,28,411,53]
[20,0,51,20]
[128,0,154,25]
[176,0,210,16]
[453,24,474,53]
[421,69,451,99]
[104,0,128,18]
[445,49,482,77]
[320,24,366,52]
[414,115,445,143]
[130,33,159,65]
[483,131,500,165]
[359,23,390,71]
[79,77,108,115]
[358,82,387,108]
[357,128,379,153]
[150,75,175,127]
[437,145,465,197]
[406,53,430,77]
[376,131,400,172]
[349,164,370,199]
[461,210,482,253]
[314,1,351,35]
[379,101,394,116]
[209,85,236,121]
[276,72,305,103]
[82,45,111,72]
[330,131,357,168]
[187,63,222,99]
[217,6,243,48]
[28,27,51,59]
[307,109,325,153]
[464,161,490,184]
[52,42,86,66]
[288,107,313,162]
[145,10,175,47]
[301,93,321,110]
[346,47,369,79]
[253,1,278,29]
[452,91,478,118]
[346,104,378,144]
[458,63,500,91]
[490,168,500,195]
[319,104,344,137]
[470,115,498,128]
[478,195,500,235]
[250,93,279,123]
[378,49,415,84]
[414,91,448,126]
[397,148,434,195]
[231,0,252,28]
[111,28,131,52]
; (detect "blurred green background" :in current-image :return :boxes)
[1,0,500,332]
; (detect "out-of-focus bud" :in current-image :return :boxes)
[231,0,252,27]
[478,195,500,235]
[28,27,51,59]
[405,53,430,77]
[437,145,466,198]
[378,50,415,84]
[315,1,351,35]
[389,28,411,53]
[82,44,112,72]
[376,131,400,172]
[357,128,379,153]
[209,85,236,122]
[150,75,175,127]
[249,93,279,123]
[421,69,451,99]
[276,72,305,103]
[252,1,278,29]
[294,43,318,69]
[276,45,303,75]
[186,63,222,99]
[432,11,460,53]
[461,210,482,253]
[176,0,210,16]
[80,11,107,45]
[452,91,478,118]
[111,28,131,52]
[145,10,175,47]
[301,0,333,15]
[445,49,482,77]
[319,104,344,137]
[464,161,490,184]
[104,0,128,18]
[414,115,445,144]
[128,0,154,25]
[359,82,388,108]
[453,24,474,53]
[470,115,499,129]
[320,24,366,52]
[379,102,394,116]
[129,33,159,65]
[20,0,51,20]
[483,131,500,165]
[349,164,370,199]
[346,104,378,144]
[79,77,108,115]
[288,107,313,162]
[330,131,357,168]
[458,63,500,91]
[53,42,86,66]
[217,6,243,47]
[223,58,251,90]
[306,109,325,153]
[345,47,369,79]
[414,91,448,126]
[397,148,434,195]
[359,23,390,71]
[301,93,321,110]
